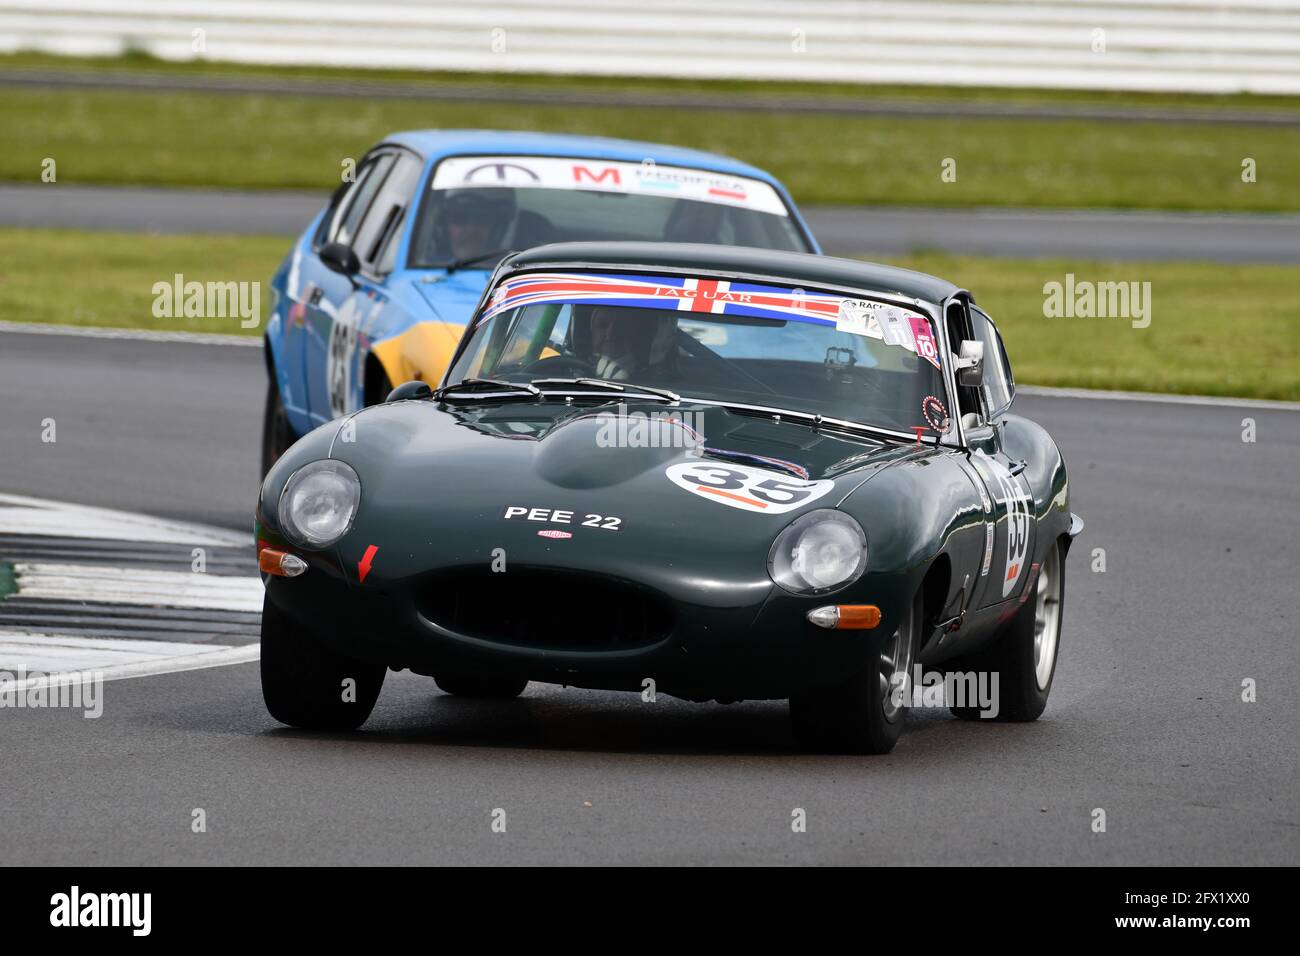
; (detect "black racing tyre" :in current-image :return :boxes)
[950,538,1064,722]
[364,366,395,408]
[260,593,386,730]
[789,589,923,755]
[261,376,297,477]
[434,671,529,699]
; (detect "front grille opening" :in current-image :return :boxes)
[422,567,674,651]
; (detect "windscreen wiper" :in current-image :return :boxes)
[433,248,515,274]
[691,398,906,444]
[530,378,681,403]
[434,378,540,401]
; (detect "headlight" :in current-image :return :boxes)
[768,509,867,594]
[278,460,361,549]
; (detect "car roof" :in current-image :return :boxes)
[382,129,779,183]
[501,242,962,305]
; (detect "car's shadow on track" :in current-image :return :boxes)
[255,679,1010,758]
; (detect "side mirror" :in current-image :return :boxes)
[955,340,985,388]
[320,241,361,282]
[386,380,432,403]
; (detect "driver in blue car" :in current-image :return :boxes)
[439,189,517,260]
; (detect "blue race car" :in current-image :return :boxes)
[261,130,819,472]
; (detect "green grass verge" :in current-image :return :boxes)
[893,252,1299,401]
[0,228,282,336]
[1,228,1295,401]
[3,69,1298,211]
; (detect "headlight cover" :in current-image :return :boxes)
[768,509,867,594]
[278,459,361,549]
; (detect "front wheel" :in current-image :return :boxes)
[789,590,923,755]
[950,538,1064,722]
[260,594,386,730]
[363,365,395,408]
[261,376,297,477]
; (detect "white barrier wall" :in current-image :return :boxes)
[2,0,1299,94]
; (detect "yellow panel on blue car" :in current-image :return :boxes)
[370,320,466,388]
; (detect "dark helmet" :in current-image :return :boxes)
[436,188,517,251]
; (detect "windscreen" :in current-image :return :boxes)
[410,156,811,266]
[448,271,952,438]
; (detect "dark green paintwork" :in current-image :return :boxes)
[255,248,1075,702]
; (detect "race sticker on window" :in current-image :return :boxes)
[909,316,941,369]
[833,300,943,370]
[432,155,788,216]
[921,395,950,433]
[835,299,884,337]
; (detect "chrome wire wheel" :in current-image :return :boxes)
[1033,544,1063,691]
[878,600,916,723]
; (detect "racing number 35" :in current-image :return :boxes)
[690,467,809,502]
[665,462,835,515]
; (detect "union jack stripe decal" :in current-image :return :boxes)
[485,272,843,323]
[481,271,942,369]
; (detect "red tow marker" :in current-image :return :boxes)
[358,545,378,584]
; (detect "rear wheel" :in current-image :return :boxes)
[950,538,1064,722]
[363,356,395,408]
[434,670,528,699]
[260,594,386,730]
[261,376,297,477]
[789,590,923,755]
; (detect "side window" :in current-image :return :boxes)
[313,179,352,247]
[353,154,423,272]
[330,154,395,248]
[969,305,1015,418]
[373,215,403,276]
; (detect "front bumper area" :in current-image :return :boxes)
[263,561,908,702]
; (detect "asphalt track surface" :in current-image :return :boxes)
[3,183,1297,263]
[1,328,1297,865]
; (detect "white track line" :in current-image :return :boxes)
[0,631,236,671]
[0,494,261,680]
[0,492,250,546]
[0,643,261,692]
[0,319,258,346]
[1016,384,1300,411]
[14,562,264,612]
